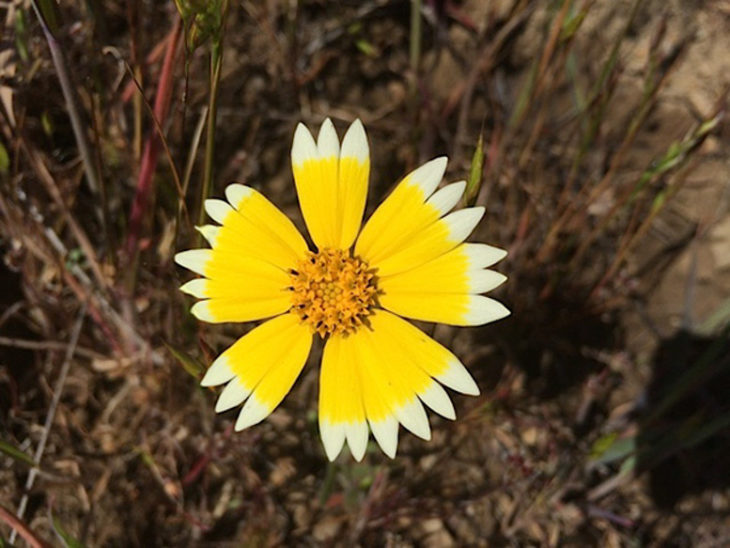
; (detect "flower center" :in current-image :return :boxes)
[289,248,378,338]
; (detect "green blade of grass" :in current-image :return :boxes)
[164,341,206,380]
[0,439,36,468]
[50,511,84,548]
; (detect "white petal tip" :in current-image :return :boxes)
[468,270,508,294]
[426,180,467,216]
[224,183,254,209]
[345,422,369,462]
[437,358,480,396]
[395,399,431,440]
[341,118,369,164]
[320,421,346,462]
[463,296,511,325]
[174,249,210,275]
[201,356,235,387]
[190,300,216,322]
[445,207,485,242]
[179,278,207,298]
[291,123,318,167]
[464,243,508,269]
[204,199,234,225]
[406,156,448,198]
[370,417,398,458]
[419,383,456,420]
[235,396,270,431]
[195,225,220,247]
[214,379,249,412]
[317,118,340,159]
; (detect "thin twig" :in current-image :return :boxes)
[30,0,101,196]
[409,0,422,96]
[107,48,190,227]
[11,306,86,544]
[0,336,104,361]
[10,122,109,293]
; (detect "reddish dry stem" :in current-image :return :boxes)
[124,18,183,261]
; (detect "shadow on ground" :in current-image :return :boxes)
[637,329,730,509]
[475,280,621,400]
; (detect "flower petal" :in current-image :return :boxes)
[379,243,507,295]
[425,180,466,216]
[368,415,399,459]
[291,119,370,250]
[355,157,447,265]
[379,293,510,326]
[337,119,370,249]
[319,333,367,461]
[204,313,312,429]
[319,308,477,460]
[203,183,308,270]
[377,242,509,325]
[190,297,291,324]
[176,249,292,323]
[174,183,308,323]
[369,310,481,396]
[370,206,485,278]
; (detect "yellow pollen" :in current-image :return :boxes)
[289,248,378,338]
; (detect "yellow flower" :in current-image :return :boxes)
[175,119,510,461]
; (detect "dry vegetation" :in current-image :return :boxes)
[2,0,730,546]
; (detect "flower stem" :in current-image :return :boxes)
[198,0,230,238]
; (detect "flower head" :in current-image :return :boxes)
[175,118,510,460]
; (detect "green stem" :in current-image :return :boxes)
[198,1,229,236]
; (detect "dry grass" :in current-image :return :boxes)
[1,0,730,545]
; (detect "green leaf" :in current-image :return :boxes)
[41,111,54,137]
[590,433,636,465]
[14,8,29,62]
[619,455,636,475]
[0,142,9,174]
[699,298,730,335]
[355,39,377,57]
[36,0,59,35]
[164,341,206,379]
[0,438,36,467]
[464,132,484,206]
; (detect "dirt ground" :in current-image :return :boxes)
[2,0,730,546]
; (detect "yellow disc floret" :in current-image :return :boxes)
[289,248,378,338]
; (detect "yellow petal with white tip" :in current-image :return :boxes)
[379,243,505,295]
[176,249,292,323]
[369,415,399,459]
[215,378,249,412]
[379,292,510,326]
[371,206,485,278]
[318,308,479,460]
[319,333,367,461]
[426,180,466,216]
[355,157,447,264]
[337,119,370,249]
[368,310,481,395]
[203,185,308,270]
[206,313,312,428]
[291,119,370,250]
[195,225,220,246]
[377,241,509,325]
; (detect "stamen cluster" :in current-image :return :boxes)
[289,249,377,337]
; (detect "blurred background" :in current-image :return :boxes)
[1,0,730,545]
